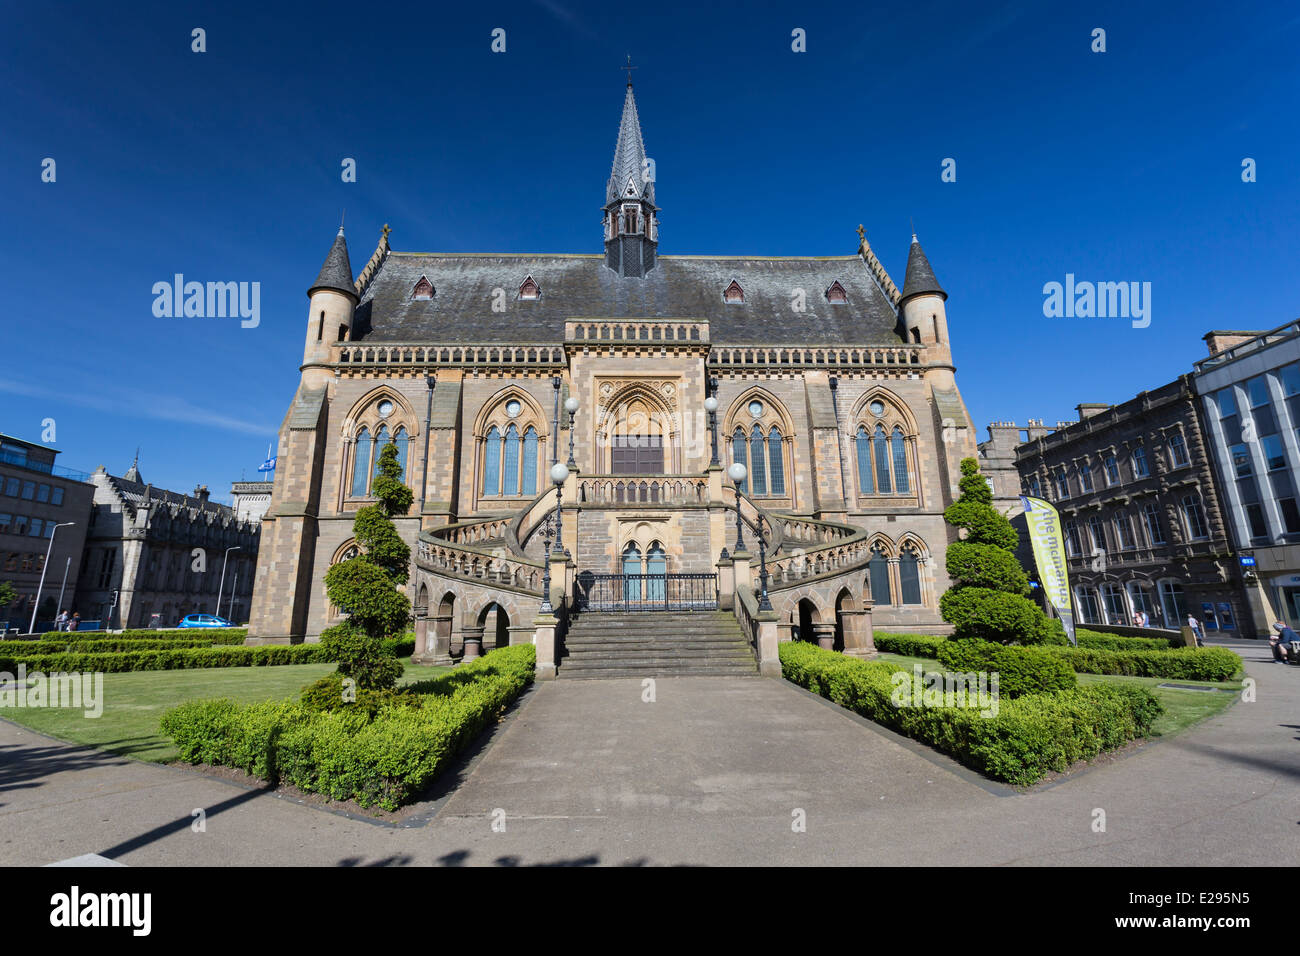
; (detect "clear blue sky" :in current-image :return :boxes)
[3,0,1297,500]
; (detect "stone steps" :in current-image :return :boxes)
[558,610,759,679]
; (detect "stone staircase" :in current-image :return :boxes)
[557,611,760,679]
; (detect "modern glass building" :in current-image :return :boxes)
[1194,322,1300,633]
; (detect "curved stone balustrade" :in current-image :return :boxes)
[578,475,708,506]
[417,536,544,594]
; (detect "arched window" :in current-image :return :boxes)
[502,424,520,496]
[646,542,666,602]
[393,426,408,477]
[899,543,922,604]
[350,427,372,497]
[731,430,748,493]
[479,396,545,497]
[749,423,767,495]
[522,427,538,494]
[854,397,914,497]
[767,426,785,495]
[868,544,891,605]
[371,425,389,483]
[855,425,874,494]
[892,426,909,493]
[482,426,501,495]
[622,543,642,602]
[874,424,892,494]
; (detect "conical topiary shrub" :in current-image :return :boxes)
[317,441,413,690]
[939,457,1050,644]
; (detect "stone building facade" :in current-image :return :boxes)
[1014,380,1252,635]
[74,458,260,627]
[246,80,984,664]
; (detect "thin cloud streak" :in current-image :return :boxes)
[0,379,271,437]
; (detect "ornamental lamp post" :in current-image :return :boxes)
[550,461,570,555]
[754,512,774,612]
[704,389,720,467]
[727,461,747,553]
[564,396,580,469]
[539,514,555,614]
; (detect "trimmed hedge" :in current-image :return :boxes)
[162,644,535,810]
[0,644,330,673]
[0,638,214,655]
[1042,644,1241,681]
[39,627,250,645]
[780,642,1161,786]
[1074,629,1182,652]
[872,632,946,658]
[935,640,1077,698]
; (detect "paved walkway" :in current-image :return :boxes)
[1,645,1296,866]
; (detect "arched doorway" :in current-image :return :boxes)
[834,588,855,652]
[436,592,456,655]
[646,541,667,602]
[796,598,818,643]
[622,543,642,602]
[478,601,511,650]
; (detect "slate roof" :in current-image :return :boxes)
[310,228,356,299]
[901,236,945,301]
[351,253,905,346]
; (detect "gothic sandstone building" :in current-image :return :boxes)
[246,81,983,674]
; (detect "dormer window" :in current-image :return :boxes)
[519,276,540,300]
[723,280,744,304]
[412,276,434,300]
[825,281,847,304]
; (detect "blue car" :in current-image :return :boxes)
[177,614,234,628]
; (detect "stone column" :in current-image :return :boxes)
[548,551,569,610]
[534,613,558,680]
[756,609,781,677]
[716,555,735,610]
[813,621,836,650]
[776,621,796,643]
[732,550,752,595]
[839,604,877,658]
[413,604,429,656]
[462,624,485,661]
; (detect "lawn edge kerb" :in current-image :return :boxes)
[161,643,535,811]
[780,642,1163,787]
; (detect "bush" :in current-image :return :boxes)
[780,642,1161,786]
[1073,628,1182,652]
[941,459,1053,645]
[0,643,330,673]
[1041,644,1241,681]
[0,638,213,655]
[935,640,1077,697]
[39,627,249,644]
[163,644,536,810]
[872,633,946,658]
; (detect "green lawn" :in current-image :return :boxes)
[875,651,1241,738]
[0,662,452,762]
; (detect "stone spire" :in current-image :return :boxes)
[603,77,659,277]
[309,226,357,300]
[901,234,946,302]
[124,449,142,484]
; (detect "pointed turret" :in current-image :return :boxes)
[303,225,359,371]
[603,79,659,277]
[124,451,142,484]
[309,226,358,300]
[899,233,951,355]
[900,234,946,303]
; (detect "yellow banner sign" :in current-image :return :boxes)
[1019,495,1077,646]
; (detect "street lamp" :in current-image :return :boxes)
[727,462,747,553]
[704,379,720,467]
[754,512,773,612]
[217,546,241,620]
[550,461,570,555]
[564,396,580,469]
[539,514,555,614]
[30,522,75,634]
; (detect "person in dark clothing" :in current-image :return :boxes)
[1270,622,1298,663]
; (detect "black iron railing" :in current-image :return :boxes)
[574,572,718,612]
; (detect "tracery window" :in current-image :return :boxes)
[347,397,412,499]
[853,396,914,497]
[479,394,545,498]
[727,396,789,497]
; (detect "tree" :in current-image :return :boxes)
[317,441,413,690]
[0,581,17,617]
[939,458,1051,644]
